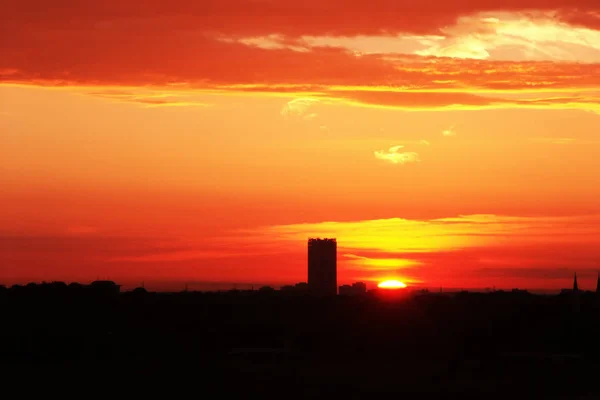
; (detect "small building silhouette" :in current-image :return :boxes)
[280,282,310,293]
[339,282,367,296]
[338,285,352,295]
[352,282,367,294]
[88,280,121,296]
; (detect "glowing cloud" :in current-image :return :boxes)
[344,254,421,270]
[251,214,600,256]
[281,98,319,118]
[3,7,600,113]
[224,34,309,53]
[442,125,457,137]
[243,214,600,286]
[293,13,600,63]
[414,12,600,62]
[374,145,420,164]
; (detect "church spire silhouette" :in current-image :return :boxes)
[573,272,579,292]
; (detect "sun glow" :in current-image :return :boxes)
[377,280,407,289]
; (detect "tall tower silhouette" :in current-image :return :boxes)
[596,272,600,293]
[307,238,337,296]
[573,272,579,292]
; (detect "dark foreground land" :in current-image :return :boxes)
[1,283,600,399]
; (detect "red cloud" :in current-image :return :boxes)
[2,1,600,110]
[4,1,600,35]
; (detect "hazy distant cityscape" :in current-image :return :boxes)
[5,237,594,295]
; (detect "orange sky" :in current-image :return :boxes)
[2,1,600,290]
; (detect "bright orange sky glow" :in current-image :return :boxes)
[2,1,600,290]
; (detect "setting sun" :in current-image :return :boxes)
[377,280,407,289]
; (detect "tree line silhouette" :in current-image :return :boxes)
[1,281,600,398]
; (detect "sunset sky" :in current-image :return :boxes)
[2,1,600,290]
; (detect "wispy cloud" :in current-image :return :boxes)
[220,34,309,53]
[109,249,274,263]
[243,214,600,285]
[251,214,600,254]
[476,267,589,280]
[442,125,457,137]
[374,145,420,164]
[218,12,600,63]
[65,226,98,236]
[343,253,422,271]
[87,90,211,107]
[280,98,319,118]
[529,137,577,144]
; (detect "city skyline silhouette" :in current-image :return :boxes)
[3,237,600,295]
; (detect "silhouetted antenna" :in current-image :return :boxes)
[184,283,188,292]
[141,281,145,289]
